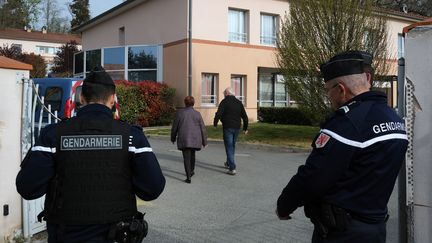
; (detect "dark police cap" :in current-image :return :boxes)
[83,66,115,87]
[320,51,371,82]
[343,50,373,66]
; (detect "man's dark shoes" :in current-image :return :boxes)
[184,178,191,184]
[224,162,229,168]
[191,171,195,177]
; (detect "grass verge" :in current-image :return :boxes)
[144,122,319,149]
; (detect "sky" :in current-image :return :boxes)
[57,0,123,19]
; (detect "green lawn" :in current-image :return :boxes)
[144,122,319,149]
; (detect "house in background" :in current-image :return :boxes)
[0,28,82,74]
[73,0,426,124]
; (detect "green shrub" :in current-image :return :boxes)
[115,81,176,127]
[258,107,312,125]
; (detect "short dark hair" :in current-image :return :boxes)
[81,82,115,103]
[184,96,195,107]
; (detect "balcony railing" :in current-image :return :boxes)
[260,36,277,46]
[229,32,248,43]
[201,95,217,105]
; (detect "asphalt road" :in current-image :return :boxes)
[141,137,400,243]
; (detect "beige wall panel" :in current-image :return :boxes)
[82,0,188,50]
[0,68,29,242]
[163,42,188,107]
[192,0,288,44]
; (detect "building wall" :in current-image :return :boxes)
[82,0,188,50]
[192,0,288,44]
[0,68,29,242]
[190,41,276,124]
[163,41,188,107]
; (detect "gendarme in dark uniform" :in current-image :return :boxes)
[16,68,166,242]
[276,52,408,242]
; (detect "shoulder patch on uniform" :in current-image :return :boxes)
[315,133,331,148]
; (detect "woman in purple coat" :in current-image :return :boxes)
[171,96,208,183]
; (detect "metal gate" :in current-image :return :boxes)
[21,78,61,237]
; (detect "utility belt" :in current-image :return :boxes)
[107,212,148,243]
[304,203,388,239]
[38,211,148,243]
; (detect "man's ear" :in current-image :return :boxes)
[79,93,86,105]
[108,93,115,107]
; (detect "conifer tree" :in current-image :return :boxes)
[70,0,89,30]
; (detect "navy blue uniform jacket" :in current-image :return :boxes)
[16,104,166,242]
[277,91,408,220]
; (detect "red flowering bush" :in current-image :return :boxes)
[115,80,175,127]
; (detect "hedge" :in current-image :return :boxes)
[258,107,312,125]
[115,81,176,127]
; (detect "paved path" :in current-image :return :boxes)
[142,137,399,243]
[30,137,399,242]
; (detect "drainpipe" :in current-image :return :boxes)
[188,0,192,96]
[397,57,407,243]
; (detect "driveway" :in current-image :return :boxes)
[142,137,399,243]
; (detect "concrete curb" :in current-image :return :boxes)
[146,135,311,154]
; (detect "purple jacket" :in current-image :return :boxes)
[171,106,208,150]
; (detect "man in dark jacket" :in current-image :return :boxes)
[16,67,166,242]
[276,52,408,243]
[213,87,248,175]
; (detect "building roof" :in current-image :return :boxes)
[75,0,428,33]
[0,56,32,70]
[74,0,149,32]
[403,17,432,34]
[0,28,82,45]
[377,7,429,22]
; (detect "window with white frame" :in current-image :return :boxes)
[202,73,218,105]
[74,45,162,81]
[258,73,289,107]
[36,45,57,55]
[104,47,125,80]
[128,45,158,81]
[231,75,246,104]
[261,13,278,46]
[228,9,248,43]
[73,51,84,77]
[11,43,22,53]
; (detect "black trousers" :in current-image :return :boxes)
[181,149,196,179]
[312,217,386,243]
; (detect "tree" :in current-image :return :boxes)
[70,0,89,30]
[0,44,22,58]
[20,53,47,77]
[23,0,42,28]
[41,0,70,33]
[0,0,42,29]
[0,0,28,28]
[0,44,46,77]
[52,40,80,77]
[277,0,390,123]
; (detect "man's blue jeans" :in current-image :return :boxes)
[223,128,240,170]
